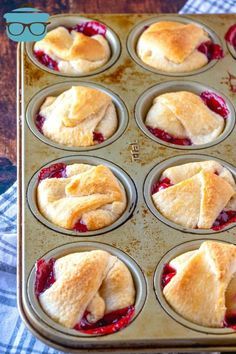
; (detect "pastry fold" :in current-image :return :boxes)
[153,161,236,229]
[146,92,224,145]
[39,86,118,147]
[39,250,135,328]
[37,164,127,230]
[163,241,236,327]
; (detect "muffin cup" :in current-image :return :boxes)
[26,81,129,151]
[135,80,235,150]
[127,15,222,77]
[143,154,236,234]
[27,241,147,337]
[27,155,137,236]
[154,239,235,334]
[26,15,121,77]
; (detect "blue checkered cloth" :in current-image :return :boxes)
[0,0,235,353]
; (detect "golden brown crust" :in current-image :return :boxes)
[146,92,224,145]
[164,241,236,327]
[39,250,135,328]
[153,161,236,229]
[143,23,205,64]
[37,164,127,231]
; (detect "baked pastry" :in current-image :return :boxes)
[37,163,127,231]
[152,160,236,230]
[162,240,236,328]
[35,250,135,334]
[137,21,223,73]
[34,21,110,74]
[36,86,118,147]
[146,91,227,146]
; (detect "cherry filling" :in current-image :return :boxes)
[74,306,135,335]
[161,263,177,289]
[68,21,107,37]
[35,257,134,335]
[93,131,105,144]
[34,50,59,71]
[34,21,107,71]
[146,126,192,146]
[197,41,224,60]
[224,313,236,329]
[73,219,88,232]
[200,91,229,118]
[38,163,67,181]
[35,258,56,297]
[151,177,173,194]
[225,24,236,49]
[212,210,236,231]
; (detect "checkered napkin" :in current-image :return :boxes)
[0,0,235,353]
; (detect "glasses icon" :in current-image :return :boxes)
[6,22,50,36]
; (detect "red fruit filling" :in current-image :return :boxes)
[212,210,236,231]
[38,163,67,181]
[74,306,135,335]
[225,24,236,48]
[146,126,192,146]
[68,20,107,37]
[200,91,229,118]
[161,263,177,289]
[93,131,105,144]
[73,219,88,232]
[34,50,59,71]
[151,177,173,195]
[197,41,224,60]
[34,21,106,71]
[35,258,55,297]
[35,113,46,133]
[224,313,236,329]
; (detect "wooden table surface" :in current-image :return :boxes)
[0,0,186,194]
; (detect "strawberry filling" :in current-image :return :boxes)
[34,21,107,71]
[73,219,88,232]
[151,177,173,194]
[146,126,192,146]
[225,24,236,48]
[197,41,224,60]
[35,257,134,335]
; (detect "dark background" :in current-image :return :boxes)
[0,0,187,194]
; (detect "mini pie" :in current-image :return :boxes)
[146,91,225,145]
[152,160,236,229]
[162,240,236,328]
[38,86,118,147]
[37,163,127,231]
[34,26,110,74]
[137,21,210,72]
[38,250,135,330]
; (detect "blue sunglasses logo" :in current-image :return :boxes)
[4,7,50,42]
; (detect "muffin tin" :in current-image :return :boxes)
[17,13,236,352]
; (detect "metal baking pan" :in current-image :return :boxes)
[17,13,236,352]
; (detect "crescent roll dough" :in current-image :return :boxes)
[137,21,209,72]
[39,250,135,328]
[152,160,236,229]
[39,86,118,147]
[163,241,236,327]
[34,26,110,74]
[146,92,224,145]
[37,164,127,231]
